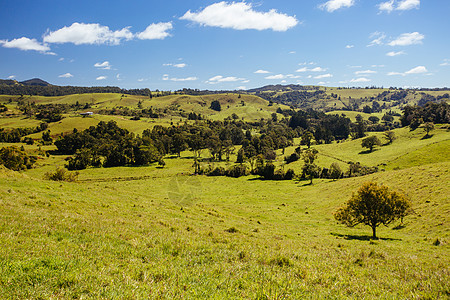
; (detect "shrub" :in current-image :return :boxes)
[226,164,248,178]
[0,146,36,171]
[44,167,79,182]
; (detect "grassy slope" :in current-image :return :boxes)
[0,157,448,299]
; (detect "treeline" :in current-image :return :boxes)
[0,84,155,97]
[0,123,48,143]
[55,121,161,170]
[401,102,450,129]
[255,90,326,107]
[283,109,351,143]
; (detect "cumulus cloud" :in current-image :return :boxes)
[254,69,270,74]
[388,32,424,46]
[386,50,406,56]
[314,73,333,79]
[378,0,395,13]
[180,2,298,31]
[319,0,355,12]
[397,0,420,10]
[207,75,247,83]
[296,66,327,72]
[355,70,376,75]
[346,45,354,49]
[94,61,111,70]
[44,22,133,45]
[388,65,428,76]
[350,77,371,83]
[163,63,187,68]
[59,73,73,78]
[136,22,173,40]
[0,37,54,54]
[405,66,427,74]
[265,74,300,80]
[163,75,198,82]
[96,76,107,80]
[378,0,419,13]
[8,75,16,79]
[367,32,386,47]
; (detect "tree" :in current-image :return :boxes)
[301,131,314,148]
[210,100,221,112]
[423,122,434,137]
[328,162,342,181]
[334,182,411,239]
[383,130,396,144]
[302,148,319,184]
[361,136,381,152]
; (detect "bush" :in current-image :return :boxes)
[284,152,300,164]
[207,166,226,176]
[0,146,36,171]
[226,164,248,178]
[44,167,79,182]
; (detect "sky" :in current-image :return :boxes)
[1,0,449,90]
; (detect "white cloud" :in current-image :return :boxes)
[388,32,424,46]
[346,45,354,49]
[136,22,173,40]
[138,78,145,82]
[58,57,64,61]
[265,74,300,80]
[59,73,73,78]
[254,69,270,74]
[96,76,107,80]
[180,2,298,32]
[289,51,296,54]
[371,64,385,68]
[388,65,428,76]
[8,75,15,79]
[44,22,133,45]
[386,50,406,56]
[0,37,53,54]
[404,66,427,74]
[265,74,286,80]
[319,0,355,12]
[440,59,450,66]
[368,32,386,46]
[350,77,371,83]
[314,73,333,79]
[317,81,327,85]
[397,0,420,11]
[236,86,246,90]
[355,70,376,75]
[94,61,111,70]
[207,75,246,83]
[116,74,122,81]
[163,75,198,82]
[164,63,187,68]
[296,66,327,72]
[378,0,394,13]
[378,0,419,13]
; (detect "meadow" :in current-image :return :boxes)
[0,91,449,299]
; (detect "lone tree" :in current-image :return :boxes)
[422,122,434,138]
[334,182,411,239]
[383,130,396,145]
[210,100,221,112]
[361,136,381,152]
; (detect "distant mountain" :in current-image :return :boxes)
[20,78,51,86]
[0,79,19,86]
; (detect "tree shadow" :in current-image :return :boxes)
[421,134,433,140]
[392,224,405,230]
[358,149,379,155]
[331,232,401,241]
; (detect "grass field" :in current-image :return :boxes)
[0,92,449,298]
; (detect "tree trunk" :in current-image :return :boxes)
[372,226,377,239]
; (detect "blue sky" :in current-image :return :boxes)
[1,0,449,90]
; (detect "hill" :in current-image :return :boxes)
[20,78,51,86]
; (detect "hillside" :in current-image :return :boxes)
[0,84,449,298]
